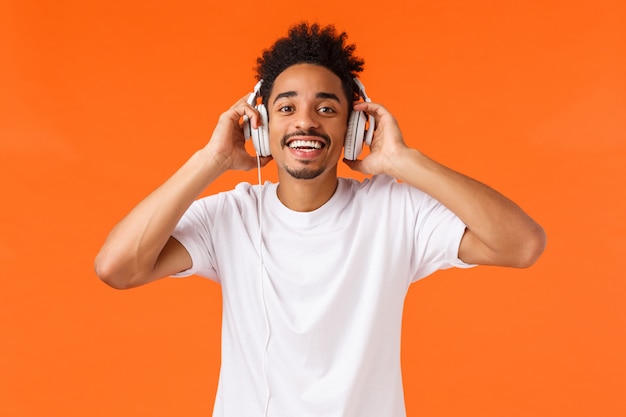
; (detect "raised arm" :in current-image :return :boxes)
[94,96,271,289]
[344,102,546,268]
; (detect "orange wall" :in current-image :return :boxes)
[1,1,624,416]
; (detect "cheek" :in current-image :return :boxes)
[267,123,286,157]
[266,117,278,135]
[332,123,348,145]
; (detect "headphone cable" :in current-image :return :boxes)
[257,154,272,416]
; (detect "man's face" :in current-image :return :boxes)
[267,63,349,180]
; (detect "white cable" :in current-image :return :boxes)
[257,154,271,416]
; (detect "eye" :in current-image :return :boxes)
[318,106,335,114]
[278,105,294,113]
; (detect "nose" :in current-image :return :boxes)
[294,107,319,131]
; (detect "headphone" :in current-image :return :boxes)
[242,78,375,160]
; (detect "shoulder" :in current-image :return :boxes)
[340,174,428,200]
[339,174,394,192]
[194,181,274,206]
[181,182,265,223]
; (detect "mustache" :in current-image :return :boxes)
[281,130,331,147]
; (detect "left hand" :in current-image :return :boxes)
[343,101,409,176]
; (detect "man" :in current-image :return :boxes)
[95,23,545,417]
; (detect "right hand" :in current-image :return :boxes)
[203,95,273,172]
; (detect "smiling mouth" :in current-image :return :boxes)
[282,130,331,151]
[287,140,325,151]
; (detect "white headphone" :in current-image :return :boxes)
[344,78,375,160]
[242,80,272,157]
[242,78,375,160]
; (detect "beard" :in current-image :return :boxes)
[284,162,325,180]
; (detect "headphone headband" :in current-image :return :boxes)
[353,78,371,103]
[247,80,263,106]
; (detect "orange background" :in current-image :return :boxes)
[1,0,625,416]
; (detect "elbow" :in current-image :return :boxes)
[94,253,136,290]
[513,225,547,268]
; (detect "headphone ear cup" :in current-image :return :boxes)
[257,104,271,157]
[251,104,271,157]
[344,111,366,160]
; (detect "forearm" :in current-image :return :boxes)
[346,101,545,267]
[389,148,546,267]
[94,147,227,287]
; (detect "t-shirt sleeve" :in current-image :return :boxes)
[169,198,220,281]
[410,190,476,282]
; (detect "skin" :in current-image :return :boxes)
[267,64,349,212]
[94,63,546,289]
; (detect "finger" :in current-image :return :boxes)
[353,101,388,123]
[233,101,262,129]
[230,93,263,119]
[353,101,381,113]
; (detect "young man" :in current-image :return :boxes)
[95,23,545,417]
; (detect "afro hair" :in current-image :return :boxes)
[255,23,365,107]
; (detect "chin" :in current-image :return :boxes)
[285,166,326,180]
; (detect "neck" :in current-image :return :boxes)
[276,171,339,212]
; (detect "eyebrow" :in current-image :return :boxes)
[272,91,341,105]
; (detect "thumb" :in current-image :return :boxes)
[343,158,365,173]
[258,155,274,168]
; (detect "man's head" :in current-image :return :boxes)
[252,23,366,185]
[255,23,365,109]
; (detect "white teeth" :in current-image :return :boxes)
[288,140,323,149]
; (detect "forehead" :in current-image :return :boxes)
[269,63,346,102]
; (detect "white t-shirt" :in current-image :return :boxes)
[172,174,473,417]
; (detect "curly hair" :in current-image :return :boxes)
[255,22,365,107]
